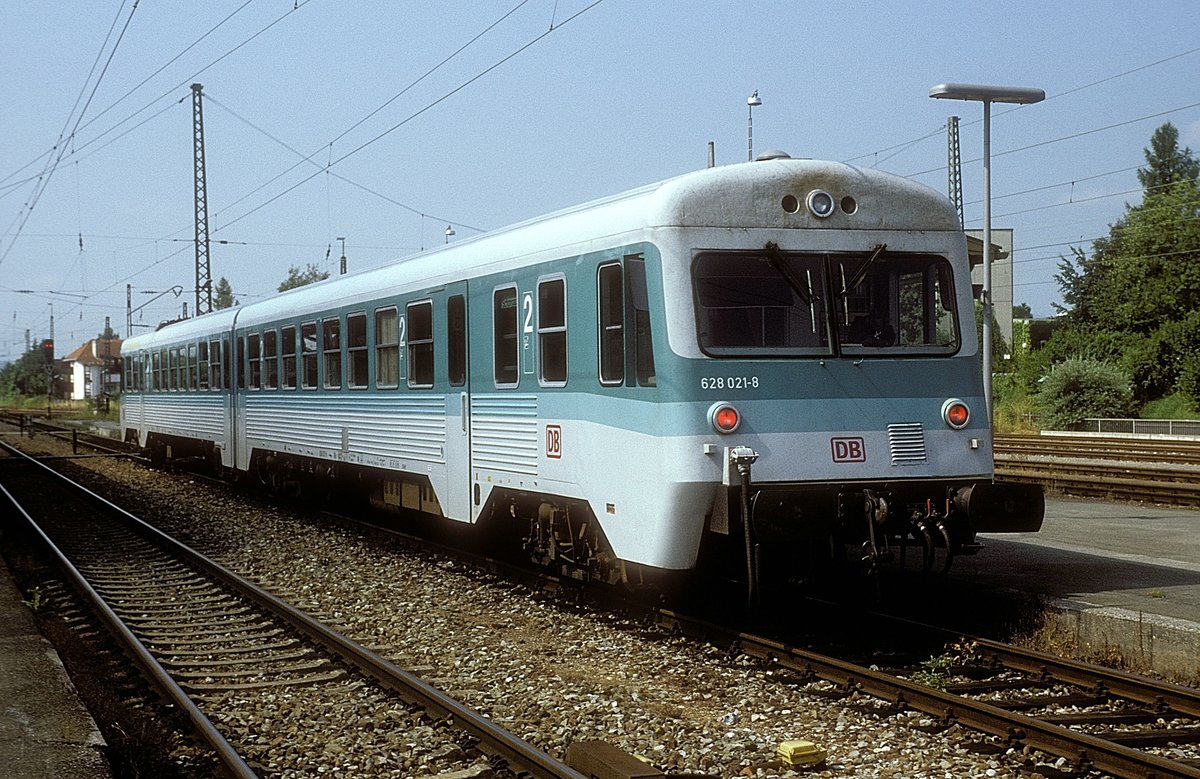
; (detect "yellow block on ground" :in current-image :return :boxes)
[777,739,827,766]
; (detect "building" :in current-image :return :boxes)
[62,338,122,400]
[965,228,1013,354]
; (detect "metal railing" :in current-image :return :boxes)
[1078,417,1200,437]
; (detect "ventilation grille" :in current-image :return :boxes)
[888,423,927,465]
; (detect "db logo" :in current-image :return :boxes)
[545,424,562,459]
[830,436,866,463]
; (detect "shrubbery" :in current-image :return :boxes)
[1038,358,1134,430]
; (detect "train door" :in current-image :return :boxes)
[222,333,236,469]
[443,281,472,522]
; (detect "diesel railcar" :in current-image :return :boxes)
[121,157,1043,593]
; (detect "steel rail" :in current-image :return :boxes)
[0,444,257,779]
[968,637,1200,719]
[0,441,588,779]
[321,501,1200,778]
[658,610,1200,779]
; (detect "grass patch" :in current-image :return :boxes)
[1140,392,1200,420]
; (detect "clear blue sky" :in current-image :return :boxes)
[2,1,1197,363]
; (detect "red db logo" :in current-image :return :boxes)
[545,424,562,459]
[830,437,865,463]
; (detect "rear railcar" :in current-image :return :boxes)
[120,309,238,467]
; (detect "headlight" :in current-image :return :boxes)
[806,189,835,218]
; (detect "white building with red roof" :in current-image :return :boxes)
[62,338,122,401]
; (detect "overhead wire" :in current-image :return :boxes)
[210,0,535,228]
[0,0,312,190]
[8,2,589,331]
[217,0,608,234]
[0,0,140,269]
[205,94,485,232]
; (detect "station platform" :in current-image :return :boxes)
[958,496,1200,680]
[0,564,111,778]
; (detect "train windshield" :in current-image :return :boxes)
[693,249,960,357]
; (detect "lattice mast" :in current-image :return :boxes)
[946,115,964,229]
[191,84,212,316]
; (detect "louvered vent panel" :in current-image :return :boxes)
[888,422,926,465]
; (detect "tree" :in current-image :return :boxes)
[1012,302,1033,319]
[1046,123,1200,410]
[0,343,54,398]
[278,263,330,292]
[1137,123,1199,193]
[214,276,238,309]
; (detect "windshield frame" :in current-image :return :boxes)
[692,248,962,359]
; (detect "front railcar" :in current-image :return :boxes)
[642,158,1042,582]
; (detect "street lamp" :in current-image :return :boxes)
[747,90,762,162]
[445,225,455,244]
[929,82,1044,419]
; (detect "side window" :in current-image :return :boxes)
[301,322,318,389]
[447,295,466,387]
[170,347,180,390]
[407,300,433,388]
[248,333,261,389]
[198,341,210,390]
[263,329,278,390]
[152,350,161,391]
[375,307,399,389]
[493,286,519,387]
[281,325,297,389]
[538,277,567,385]
[626,256,657,387]
[597,263,624,385]
[209,339,222,391]
[323,317,342,389]
[347,312,368,388]
[188,342,198,390]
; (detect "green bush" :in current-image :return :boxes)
[1038,358,1134,430]
[1141,392,1200,420]
[992,374,1040,433]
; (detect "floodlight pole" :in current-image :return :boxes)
[929,83,1044,421]
[747,91,762,162]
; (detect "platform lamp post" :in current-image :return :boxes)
[747,91,762,162]
[929,83,1044,420]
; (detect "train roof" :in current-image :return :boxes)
[124,158,958,350]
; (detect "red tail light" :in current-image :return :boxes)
[709,403,741,433]
[942,398,970,429]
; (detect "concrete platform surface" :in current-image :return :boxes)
[962,496,1200,679]
[0,566,111,778]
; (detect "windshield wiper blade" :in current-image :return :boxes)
[840,243,887,296]
[763,241,811,306]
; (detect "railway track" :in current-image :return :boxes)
[310,498,1200,778]
[996,433,1200,507]
[5,415,1200,775]
[666,606,1200,779]
[0,440,587,779]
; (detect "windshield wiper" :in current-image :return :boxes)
[762,241,811,306]
[840,243,887,297]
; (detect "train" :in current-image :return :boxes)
[120,155,1043,598]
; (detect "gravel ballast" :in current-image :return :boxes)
[8,434,1071,778]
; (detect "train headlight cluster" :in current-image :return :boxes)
[708,402,742,434]
[941,398,971,429]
